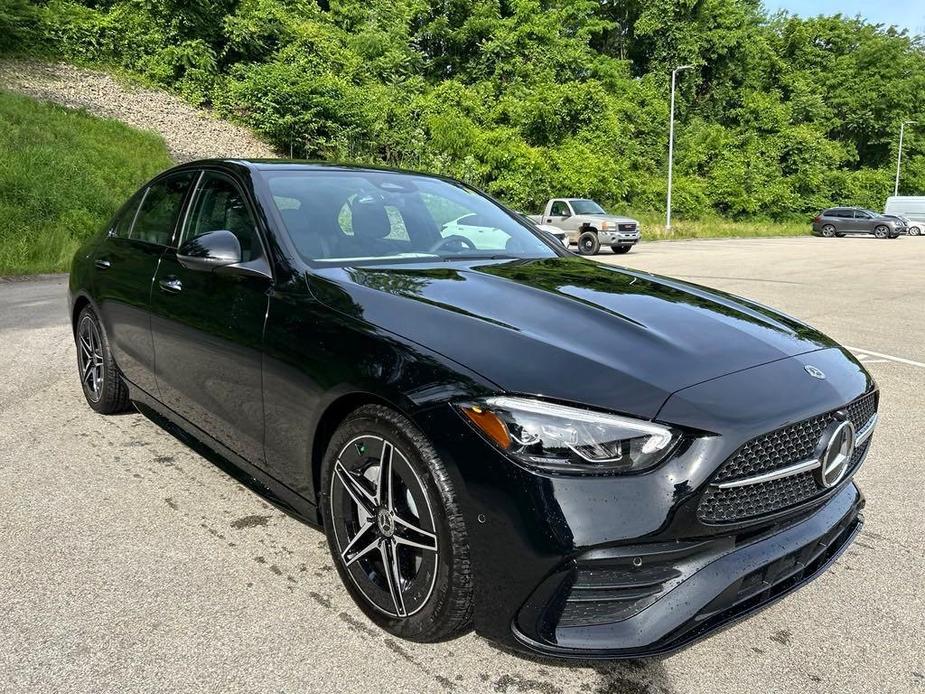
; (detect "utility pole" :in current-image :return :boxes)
[895,120,915,196]
[666,65,694,230]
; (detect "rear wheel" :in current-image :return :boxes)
[611,245,631,254]
[874,225,889,239]
[577,231,600,255]
[320,405,472,642]
[821,224,837,238]
[75,307,130,414]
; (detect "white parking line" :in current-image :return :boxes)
[847,347,925,369]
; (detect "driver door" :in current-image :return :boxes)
[149,170,271,465]
[851,210,873,234]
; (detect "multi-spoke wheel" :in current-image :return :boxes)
[75,306,130,414]
[321,405,472,641]
[78,315,104,402]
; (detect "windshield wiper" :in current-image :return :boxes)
[441,254,519,261]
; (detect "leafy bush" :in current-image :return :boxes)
[0,0,39,52]
[14,0,925,220]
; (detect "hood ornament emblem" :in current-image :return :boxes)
[804,365,826,380]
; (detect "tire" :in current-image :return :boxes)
[75,306,131,414]
[611,245,631,255]
[577,231,601,255]
[909,226,920,237]
[821,224,837,238]
[320,405,472,642]
[874,225,889,239]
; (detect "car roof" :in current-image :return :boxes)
[169,158,464,183]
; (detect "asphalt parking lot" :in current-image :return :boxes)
[1,237,923,694]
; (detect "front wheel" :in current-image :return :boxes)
[611,245,631,254]
[908,226,920,237]
[577,231,601,255]
[320,405,472,642]
[874,225,890,239]
[75,306,130,414]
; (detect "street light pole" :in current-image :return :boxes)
[894,120,915,197]
[666,65,693,230]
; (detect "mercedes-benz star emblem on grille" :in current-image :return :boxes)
[817,419,856,488]
[804,365,826,379]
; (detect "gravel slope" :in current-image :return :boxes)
[0,59,278,163]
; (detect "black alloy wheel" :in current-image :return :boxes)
[75,307,130,414]
[321,405,472,641]
[577,231,601,255]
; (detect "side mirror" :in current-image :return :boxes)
[177,230,242,271]
[559,211,571,219]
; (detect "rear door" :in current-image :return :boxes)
[149,170,271,464]
[91,172,196,396]
[829,209,854,233]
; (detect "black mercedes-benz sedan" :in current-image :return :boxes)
[69,160,876,659]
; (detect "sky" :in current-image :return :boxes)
[763,1,925,34]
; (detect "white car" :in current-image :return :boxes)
[884,196,925,236]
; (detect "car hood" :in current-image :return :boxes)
[308,256,838,419]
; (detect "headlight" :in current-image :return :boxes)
[599,221,612,230]
[459,397,679,474]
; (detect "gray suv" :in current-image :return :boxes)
[812,208,904,239]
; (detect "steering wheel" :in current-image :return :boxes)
[429,234,478,253]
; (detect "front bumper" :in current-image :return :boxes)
[511,483,863,658]
[599,230,640,246]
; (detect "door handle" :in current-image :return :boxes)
[158,277,183,294]
[95,259,111,270]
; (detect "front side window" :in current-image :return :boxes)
[131,172,196,246]
[267,171,557,265]
[185,172,259,261]
[550,200,571,216]
[570,199,607,215]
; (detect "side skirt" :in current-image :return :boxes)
[125,380,322,528]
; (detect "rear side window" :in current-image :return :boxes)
[110,190,144,237]
[131,172,196,246]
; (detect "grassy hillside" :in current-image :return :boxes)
[628,212,806,241]
[0,90,172,275]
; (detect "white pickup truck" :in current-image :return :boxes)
[528,199,640,255]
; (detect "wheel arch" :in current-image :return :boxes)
[71,293,94,335]
[309,390,403,507]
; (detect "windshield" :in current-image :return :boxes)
[570,199,607,215]
[265,170,557,265]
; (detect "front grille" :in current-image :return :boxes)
[618,223,636,232]
[712,391,876,484]
[699,439,868,523]
[698,392,877,523]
